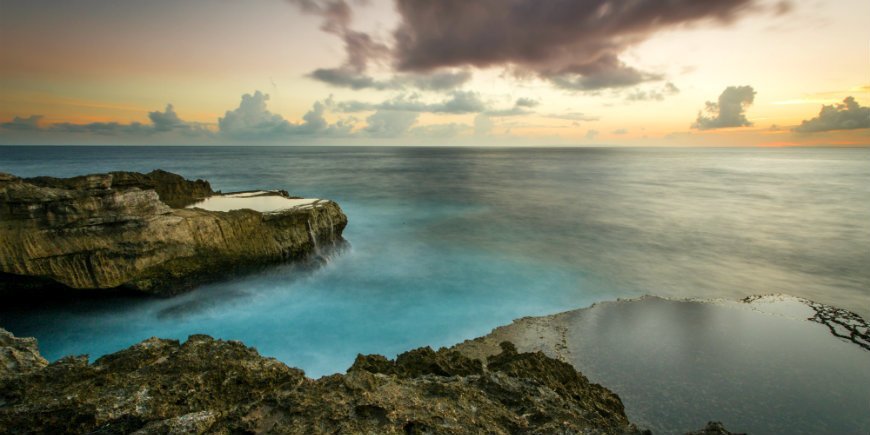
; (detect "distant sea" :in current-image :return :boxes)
[1,146,868,378]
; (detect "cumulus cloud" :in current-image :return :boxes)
[392,0,757,90]
[0,115,43,131]
[793,97,870,133]
[218,90,353,139]
[692,85,756,130]
[586,129,600,140]
[218,91,291,138]
[149,104,187,132]
[363,110,418,137]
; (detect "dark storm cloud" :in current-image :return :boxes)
[793,97,870,133]
[288,0,391,87]
[218,90,353,139]
[392,0,757,90]
[404,70,473,91]
[692,86,756,130]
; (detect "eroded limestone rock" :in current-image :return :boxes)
[0,170,347,295]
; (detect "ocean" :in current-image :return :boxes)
[1,146,868,368]
[3,145,869,433]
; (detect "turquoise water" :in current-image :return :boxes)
[1,146,868,380]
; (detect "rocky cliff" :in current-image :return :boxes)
[0,171,347,296]
[0,329,643,434]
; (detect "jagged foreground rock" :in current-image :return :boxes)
[0,170,347,295]
[0,329,647,434]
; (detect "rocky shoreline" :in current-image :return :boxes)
[0,327,738,434]
[0,170,347,296]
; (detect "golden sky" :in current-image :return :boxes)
[0,0,868,146]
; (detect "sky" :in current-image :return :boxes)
[0,0,868,146]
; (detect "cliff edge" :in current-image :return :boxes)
[0,170,347,296]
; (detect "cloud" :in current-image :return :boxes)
[0,115,43,131]
[392,0,757,90]
[2,107,206,137]
[148,104,188,132]
[403,70,473,91]
[515,98,539,108]
[50,121,153,135]
[484,98,541,117]
[336,91,486,114]
[543,112,598,122]
[308,68,473,92]
[363,110,419,137]
[626,82,680,101]
[793,97,870,133]
[309,68,394,90]
[586,129,599,140]
[218,91,291,138]
[411,123,470,138]
[612,128,628,135]
[692,85,756,130]
[290,0,472,92]
[288,0,389,73]
[218,90,353,139]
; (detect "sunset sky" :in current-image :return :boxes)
[1,0,868,146]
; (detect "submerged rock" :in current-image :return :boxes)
[0,328,645,434]
[0,170,347,296]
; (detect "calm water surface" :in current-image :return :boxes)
[1,146,868,432]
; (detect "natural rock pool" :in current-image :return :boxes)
[456,295,870,434]
[187,191,323,213]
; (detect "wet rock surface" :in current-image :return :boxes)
[0,170,347,296]
[0,328,650,434]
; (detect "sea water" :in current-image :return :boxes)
[1,146,868,373]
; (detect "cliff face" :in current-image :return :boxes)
[0,171,347,295]
[0,329,643,434]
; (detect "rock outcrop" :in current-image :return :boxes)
[0,329,644,434]
[0,170,347,296]
[0,329,48,380]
